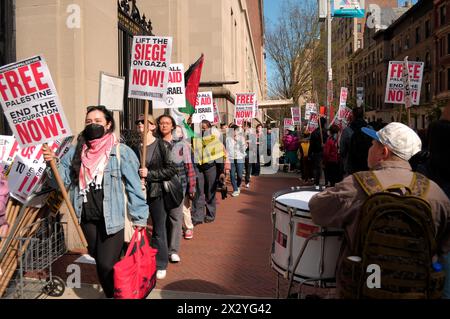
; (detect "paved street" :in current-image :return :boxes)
[50,172,315,299]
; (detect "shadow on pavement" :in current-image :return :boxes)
[159,279,233,299]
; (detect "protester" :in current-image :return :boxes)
[309,122,450,297]
[227,125,247,197]
[191,120,223,225]
[132,113,157,164]
[322,124,342,187]
[308,117,328,188]
[243,121,253,188]
[416,119,450,298]
[264,125,272,167]
[155,116,196,263]
[282,126,299,173]
[299,132,313,183]
[42,105,149,298]
[0,173,9,238]
[252,124,263,176]
[339,107,371,176]
[137,114,178,280]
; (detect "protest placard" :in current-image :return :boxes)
[284,118,293,129]
[332,104,352,130]
[192,92,214,124]
[99,72,125,111]
[128,36,173,101]
[234,93,256,126]
[0,56,72,148]
[291,107,301,125]
[384,60,424,105]
[305,103,317,120]
[306,112,319,133]
[7,136,73,203]
[0,135,15,175]
[153,63,185,109]
[339,87,348,106]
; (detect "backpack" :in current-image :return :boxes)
[341,171,445,299]
[323,136,339,163]
[348,126,372,173]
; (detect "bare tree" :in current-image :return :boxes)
[265,0,321,110]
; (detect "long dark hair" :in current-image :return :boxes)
[70,105,115,185]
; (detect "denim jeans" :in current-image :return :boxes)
[443,252,450,299]
[230,161,244,192]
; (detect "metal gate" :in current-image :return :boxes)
[118,0,153,134]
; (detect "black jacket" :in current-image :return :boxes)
[309,127,328,156]
[145,138,177,199]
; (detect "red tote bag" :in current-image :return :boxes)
[113,229,157,299]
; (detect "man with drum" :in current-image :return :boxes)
[308,122,450,298]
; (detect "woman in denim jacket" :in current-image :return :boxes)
[42,105,148,298]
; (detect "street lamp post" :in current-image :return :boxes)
[327,0,332,123]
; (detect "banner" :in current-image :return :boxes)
[153,63,185,109]
[192,91,214,124]
[306,112,319,133]
[385,60,424,106]
[333,0,365,18]
[305,103,317,120]
[339,87,348,106]
[128,36,173,101]
[234,93,256,126]
[6,136,73,203]
[291,107,301,125]
[0,56,72,148]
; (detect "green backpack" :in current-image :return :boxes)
[341,171,445,299]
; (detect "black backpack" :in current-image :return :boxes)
[341,171,445,299]
[348,126,372,173]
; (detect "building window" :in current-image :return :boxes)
[391,44,395,57]
[425,82,431,102]
[425,20,431,38]
[357,39,362,49]
[426,52,431,69]
[440,5,447,27]
[416,27,420,44]
[405,36,410,50]
[357,23,362,33]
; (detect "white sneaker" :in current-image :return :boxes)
[170,253,181,263]
[231,190,240,197]
[245,183,250,188]
[315,185,320,190]
[156,270,167,280]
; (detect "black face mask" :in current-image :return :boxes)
[83,124,105,141]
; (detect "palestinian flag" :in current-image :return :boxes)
[179,54,204,115]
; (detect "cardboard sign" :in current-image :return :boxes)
[291,107,301,125]
[385,61,424,106]
[284,118,293,129]
[128,36,173,101]
[305,103,317,120]
[7,136,73,203]
[153,63,186,109]
[234,93,256,126]
[306,112,319,133]
[192,92,214,124]
[99,72,125,112]
[0,56,72,148]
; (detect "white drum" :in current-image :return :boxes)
[270,187,343,287]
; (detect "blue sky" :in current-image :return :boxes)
[264,0,419,84]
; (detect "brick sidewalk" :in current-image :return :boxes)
[52,173,334,298]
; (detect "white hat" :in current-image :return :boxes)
[362,122,422,161]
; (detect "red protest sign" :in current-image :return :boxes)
[306,113,319,133]
[128,36,173,101]
[0,56,72,148]
[234,93,256,126]
[385,61,424,105]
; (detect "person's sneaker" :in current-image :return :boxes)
[315,185,320,190]
[231,190,240,197]
[245,183,250,188]
[156,270,167,280]
[184,229,194,239]
[170,253,181,263]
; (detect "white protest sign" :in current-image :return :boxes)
[7,136,73,203]
[99,72,125,111]
[234,93,256,126]
[0,56,72,148]
[339,87,348,106]
[0,135,15,175]
[192,92,214,124]
[305,103,317,120]
[291,107,301,125]
[356,87,364,107]
[332,104,352,130]
[153,63,186,109]
[283,118,293,129]
[306,112,319,133]
[128,36,173,101]
[385,60,424,105]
